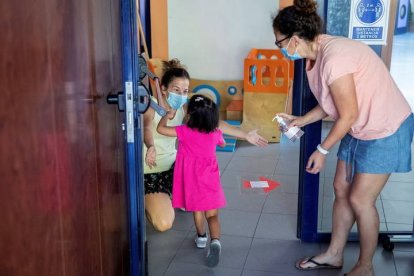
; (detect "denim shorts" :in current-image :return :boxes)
[337,113,414,182]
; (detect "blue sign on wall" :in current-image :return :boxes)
[349,0,390,45]
[355,0,385,24]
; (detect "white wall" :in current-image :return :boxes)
[168,0,279,80]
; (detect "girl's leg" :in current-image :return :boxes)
[193,211,208,249]
[347,173,389,276]
[145,192,175,232]
[205,209,221,267]
[193,211,206,235]
[205,209,220,240]
[298,160,354,268]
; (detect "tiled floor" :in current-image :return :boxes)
[147,134,414,276]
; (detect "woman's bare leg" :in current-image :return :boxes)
[347,173,389,276]
[298,160,354,268]
[145,192,175,232]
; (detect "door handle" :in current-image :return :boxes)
[107,87,152,114]
[107,91,126,112]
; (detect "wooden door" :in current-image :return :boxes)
[0,0,128,275]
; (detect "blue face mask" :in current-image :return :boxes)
[167,92,187,110]
[280,39,303,61]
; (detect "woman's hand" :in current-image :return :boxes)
[246,129,268,147]
[145,146,157,169]
[276,113,307,128]
[305,150,326,174]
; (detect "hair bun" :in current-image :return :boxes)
[293,0,317,14]
[162,58,186,72]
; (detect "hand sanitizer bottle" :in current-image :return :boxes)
[272,115,304,142]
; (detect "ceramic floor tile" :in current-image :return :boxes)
[226,156,278,174]
[164,262,242,276]
[242,269,282,276]
[262,192,298,215]
[171,209,196,231]
[217,153,233,173]
[271,174,299,194]
[254,213,297,240]
[244,238,319,274]
[224,187,267,213]
[147,229,188,276]
[274,158,300,176]
[394,250,414,276]
[234,141,280,157]
[276,145,300,158]
[220,209,261,237]
[393,243,414,253]
[243,269,311,276]
[220,170,274,189]
[277,148,300,161]
[172,232,252,269]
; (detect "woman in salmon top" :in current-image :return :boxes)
[273,1,413,275]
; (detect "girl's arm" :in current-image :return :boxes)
[306,73,358,174]
[217,132,226,148]
[218,120,268,147]
[157,111,177,137]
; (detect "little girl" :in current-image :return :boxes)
[157,94,225,267]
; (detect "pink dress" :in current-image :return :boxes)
[172,125,226,211]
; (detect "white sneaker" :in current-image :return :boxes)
[195,234,208,248]
[206,239,221,267]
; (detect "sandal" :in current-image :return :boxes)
[295,256,343,270]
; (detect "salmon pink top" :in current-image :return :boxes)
[306,35,411,140]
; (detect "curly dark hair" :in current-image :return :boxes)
[160,59,190,88]
[187,95,219,133]
[272,0,323,41]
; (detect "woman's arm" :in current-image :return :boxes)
[306,73,358,174]
[157,111,177,137]
[143,109,157,168]
[320,73,358,150]
[218,120,268,147]
[277,105,328,128]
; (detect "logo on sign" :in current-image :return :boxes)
[355,0,384,25]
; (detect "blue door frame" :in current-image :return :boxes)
[292,59,322,242]
[120,0,146,274]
